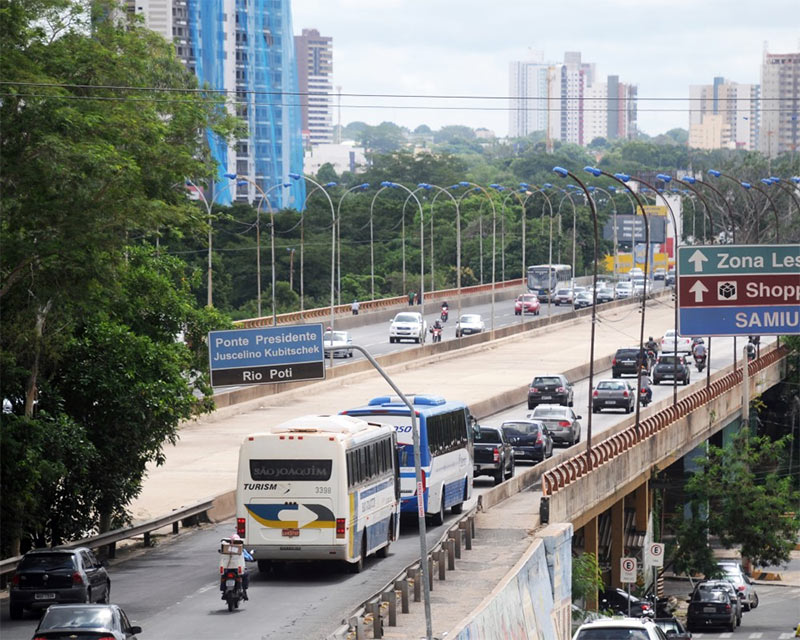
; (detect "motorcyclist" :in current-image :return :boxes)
[639,367,653,405]
[433,318,443,330]
[219,534,252,601]
[692,341,706,360]
[645,336,659,355]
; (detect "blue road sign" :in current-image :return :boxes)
[208,324,324,386]
[679,305,799,337]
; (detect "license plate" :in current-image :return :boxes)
[541,395,552,399]
[703,606,716,613]
[622,360,633,365]
[663,374,673,378]
[282,528,300,537]
[35,593,56,600]
[225,579,235,588]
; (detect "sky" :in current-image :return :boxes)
[291,0,799,138]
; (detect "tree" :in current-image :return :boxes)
[572,552,603,607]
[358,122,407,154]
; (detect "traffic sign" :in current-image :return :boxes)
[620,557,637,583]
[678,244,800,337]
[208,324,325,387]
[647,543,664,568]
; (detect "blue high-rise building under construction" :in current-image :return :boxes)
[131,0,305,209]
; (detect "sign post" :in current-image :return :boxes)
[677,244,800,337]
[647,542,664,601]
[620,557,637,616]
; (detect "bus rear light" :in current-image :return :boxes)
[336,518,346,538]
[279,435,285,440]
[237,517,246,537]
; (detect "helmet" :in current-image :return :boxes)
[230,533,242,542]
[648,336,653,341]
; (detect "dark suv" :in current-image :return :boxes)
[10,548,111,619]
[612,348,653,378]
[652,353,690,385]
[527,374,574,409]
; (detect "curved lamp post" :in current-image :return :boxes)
[766,177,800,223]
[585,167,651,435]
[557,190,579,274]
[418,183,459,299]
[753,179,782,241]
[554,167,601,471]
[383,182,426,307]
[587,185,619,276]
[297,181,337,320]
[368,184,394,301]
[335,183,370,305]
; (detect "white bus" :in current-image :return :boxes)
[527,264,572,301]
[236,415,400,573]
[341,395,474,526]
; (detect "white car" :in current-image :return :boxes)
[323,330,353,358]
[573,617,666,640]
[660,329,692,353]
[629,267,644,279]
[455,314,485,337]
[389,312,427,344]
[553,288,574,305]
[615,281,633,299]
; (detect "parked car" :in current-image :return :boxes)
[473,425,514,484]
[615,281,634,299]
[686,587,736,632]
[574,291,594,309]
[515,293,541,316]
[455,313,485,337]
[654,617,692,639]
[31,604,141,640]
[612,347,654,378]
[652,353,691,385]
[500,419,553,462]
[665,268,676,287]
[597,587,654,618]
[389,311,427,344]
[596,287,615,304]
[660,330,692,354]
[574,617,665,640]
[690,580,742,626]
[592,379,636,413]
[527,373,574,409]
[717,561,759,610]
[653,267,667,281]
[527,404,581,446]
[553,287,574,306]
[323,330,354,358]
[9,548,111,619]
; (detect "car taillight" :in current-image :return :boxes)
[592,390,598,397]
[492,447,499,462]
[612,358,617,365]
[640,388,647,394]
[530,386,538,393]
[72,571,84,585]
[623,390,629,397]
[725,603,731,611]
[535,433,543,445]
[237,517,245,537]
[336,518,346,539]
[641,604,650,611]
[558,421,570,427]
[11,573,19,586]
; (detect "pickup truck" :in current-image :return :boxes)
[473,425,514,485]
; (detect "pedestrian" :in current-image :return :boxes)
[416,292,422,305]
[408,291,415,306]
[351,299,359,316]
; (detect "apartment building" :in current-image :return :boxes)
[295,28,334,146]
[758,51,799,158]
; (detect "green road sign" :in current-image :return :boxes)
[678,244,800,277]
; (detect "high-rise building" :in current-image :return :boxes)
[294,29,333,147]
[759,51,799,158]
[607,75,637,142]
[688,77,759,150]
[508,51,550,138]
[129,0,305,208]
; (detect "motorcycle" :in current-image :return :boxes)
[440,306,449,322]
[218,537,250,612]
[695,353,706,372]
[639,385,652,407]
[430,325,443,343]
[220,568,245,611]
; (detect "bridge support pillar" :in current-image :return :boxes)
[610,496,625,589]
[583,516,599,610]
[634,480,649,533]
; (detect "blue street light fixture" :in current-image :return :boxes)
[763,176,800,223]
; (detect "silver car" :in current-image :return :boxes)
[717,561,759,610]
[323,330,353,358]
[455,313,485,337]
[527,404,582,446]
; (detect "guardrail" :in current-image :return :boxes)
[0,497,214,583]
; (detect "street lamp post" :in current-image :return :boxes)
[335,183,370,305]
[418,183,459,297]
[766,177,800,224]
[368,184,393,301]
[587,185,618,276]
[382,182,425,308]
[297,181,337,320]
[286,247,295,291]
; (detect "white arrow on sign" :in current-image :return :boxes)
[688,249,709,273]
[278,503,318,528]
[689,280,709,303]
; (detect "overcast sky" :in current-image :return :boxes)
[291,0,799,137]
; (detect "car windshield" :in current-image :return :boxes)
[394,314,419,323]
[19,553,74,571]
[475,428,501,443]
[325,332,348,342]
[556,288,570,295]
[576,293,591,299]
[39,607,114,630]
[617,283,632,289]
[658,356,682,365]
[693,590,727,602]
[460,315,480,323]
[655,620,679,633]
[576,629,651,640]
[502,421,541,435]
[532,407,567,418]
[597,381,626,390]
[533,376,561,385]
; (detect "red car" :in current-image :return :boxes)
[514,294,541,316]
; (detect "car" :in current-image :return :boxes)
[31,604,142,640]
[665,268,676,287]
[686,586,736,632]
[553,287,574,306]
[455,313,485,337]
[615,281,634,299]
[473,425,514,484]
[573,617,667,640]
[592,379,636,413]
[500,419,553,462]
[574,291,594,309]
[389,311,427,344]
[717,561,759,610]
[596,287,615,304]
[660,330,692,354]
[515,293,541,315]
[629,267,644,279]
[323,330,354,358]
[653,617,692,639]
[690,580,742,626]
[527,404,581,446]
[9,548,111,619]
[653,267,666,281]
[527,373,574,409]
[652,354,690,385]
[612,347,653,378]
[571,604,607,637]
[597,587,655,619]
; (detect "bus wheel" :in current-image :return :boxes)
[429,495,445,526]
[349,534,367,573]
[376,518,392,558]
[257,560,273,573]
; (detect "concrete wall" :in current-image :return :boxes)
[449,523,573,640]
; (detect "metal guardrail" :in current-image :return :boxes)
[0,497,214,579]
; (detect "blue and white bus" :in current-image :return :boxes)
[341,395,474,525]
[527,264,572,301]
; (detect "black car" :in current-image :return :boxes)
[473,426,514,484]
[32,604,142,639]
[500,419,554,463]
[527,374,574,409]
[10,548,111,619]
[690,580,742,626]
[598,587,654,618]
[652,353,690,385]
[686,587,736,632]
[612,348,654,378]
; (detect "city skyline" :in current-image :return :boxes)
[291,0,798,137]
